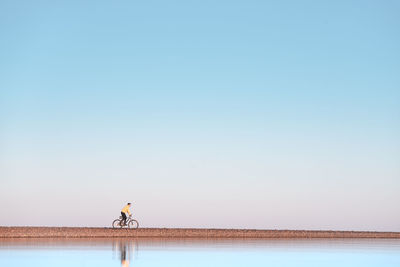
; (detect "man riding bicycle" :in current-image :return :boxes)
[121,203,132,226]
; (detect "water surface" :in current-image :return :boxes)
[1,238,399,266]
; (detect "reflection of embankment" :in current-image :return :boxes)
[1,227,399,239]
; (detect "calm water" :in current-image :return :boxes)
[1,238,400,267]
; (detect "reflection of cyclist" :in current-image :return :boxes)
[119,241,130,267]
[121,203,132,226]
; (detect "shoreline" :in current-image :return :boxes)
[1,227,399,239]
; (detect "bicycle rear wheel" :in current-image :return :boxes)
[128,220,139,229]
[112,219,123,228]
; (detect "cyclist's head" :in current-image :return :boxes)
[127,202,131,206]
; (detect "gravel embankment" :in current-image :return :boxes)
[1,227,399,238]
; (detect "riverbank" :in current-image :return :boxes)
[1,227,399,238]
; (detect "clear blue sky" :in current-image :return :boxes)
[1,0,399,231]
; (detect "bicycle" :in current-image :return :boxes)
[112,215,139,229]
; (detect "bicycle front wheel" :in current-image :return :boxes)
[128,220,139,229]
[112,219,123,228]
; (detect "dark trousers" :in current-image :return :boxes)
[121,212,127,225]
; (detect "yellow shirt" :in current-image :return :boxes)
[121,205,131,215]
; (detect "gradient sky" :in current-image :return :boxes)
[1,0,399,231]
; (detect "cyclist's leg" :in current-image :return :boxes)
[121,212,127,225]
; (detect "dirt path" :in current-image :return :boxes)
[1,227,399,238]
